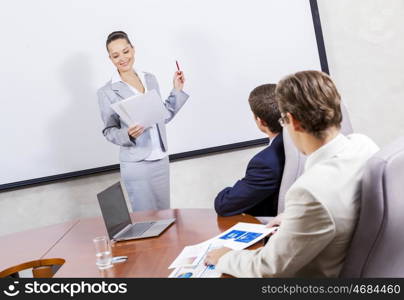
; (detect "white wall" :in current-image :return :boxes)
[318,0,404,146]
[1,0,404,236]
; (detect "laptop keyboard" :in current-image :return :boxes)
[121,222,155,238]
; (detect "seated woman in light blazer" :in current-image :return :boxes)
[205,70,379,277]
[97,31,189,211]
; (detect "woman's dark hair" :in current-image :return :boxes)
[106,31,133,51]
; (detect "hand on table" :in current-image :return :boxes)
[204,247,232,266]
[266,213,283,235]
[267,213,283,228]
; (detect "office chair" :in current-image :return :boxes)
[0,258,65,278]
[340,136,404,277]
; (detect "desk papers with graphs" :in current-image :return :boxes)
[111,89,167,128]
[168,222,277,278]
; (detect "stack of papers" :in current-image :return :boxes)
[168,222,277,278]
[169,261,220,278]
[111,89,167,128]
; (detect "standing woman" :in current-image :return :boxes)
[97,31,189,211]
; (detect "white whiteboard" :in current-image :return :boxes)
[0,0,322,187]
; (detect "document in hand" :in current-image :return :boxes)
[110,89,167,128]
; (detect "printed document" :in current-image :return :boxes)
[111,89,167,128]
[168,222,277,278]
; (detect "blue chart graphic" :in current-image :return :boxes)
[235,232,262,243]
[178,272,193,278]
[219,230,263,243]
[219,230,246,240]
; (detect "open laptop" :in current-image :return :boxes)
[97,182,175,241]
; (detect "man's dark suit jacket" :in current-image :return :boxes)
[214,133,285,216]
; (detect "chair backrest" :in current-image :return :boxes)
[340,136,404,277]
[0,258,65,278]
[277,103,353,213]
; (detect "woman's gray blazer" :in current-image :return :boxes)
[97,72,189,162]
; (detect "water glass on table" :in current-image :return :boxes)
[93,236,113,269]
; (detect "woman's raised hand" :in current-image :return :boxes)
[173,71,185,91]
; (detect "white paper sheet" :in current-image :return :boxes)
[110,102,132,126]
[111,89,166,128]
[169,263,221,278]
[169,241,222,278]
[167,222,277,278]
[168,243,210,269]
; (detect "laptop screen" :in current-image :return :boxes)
[97,182,132,239]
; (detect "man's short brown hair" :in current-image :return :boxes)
[275,70,342,139]
[248,83,282,134]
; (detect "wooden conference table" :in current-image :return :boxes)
[1,209,263,277]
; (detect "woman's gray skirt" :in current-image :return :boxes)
[120,156,170,211]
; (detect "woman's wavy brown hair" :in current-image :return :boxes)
[275,70,342,139]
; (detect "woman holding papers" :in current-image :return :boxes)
[97,31,189,211]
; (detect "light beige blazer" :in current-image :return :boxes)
[217,134,379,277]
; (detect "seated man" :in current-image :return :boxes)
[214,84,285,217]
[206,70,379,277]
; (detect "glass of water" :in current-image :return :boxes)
[93,236,113,269]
